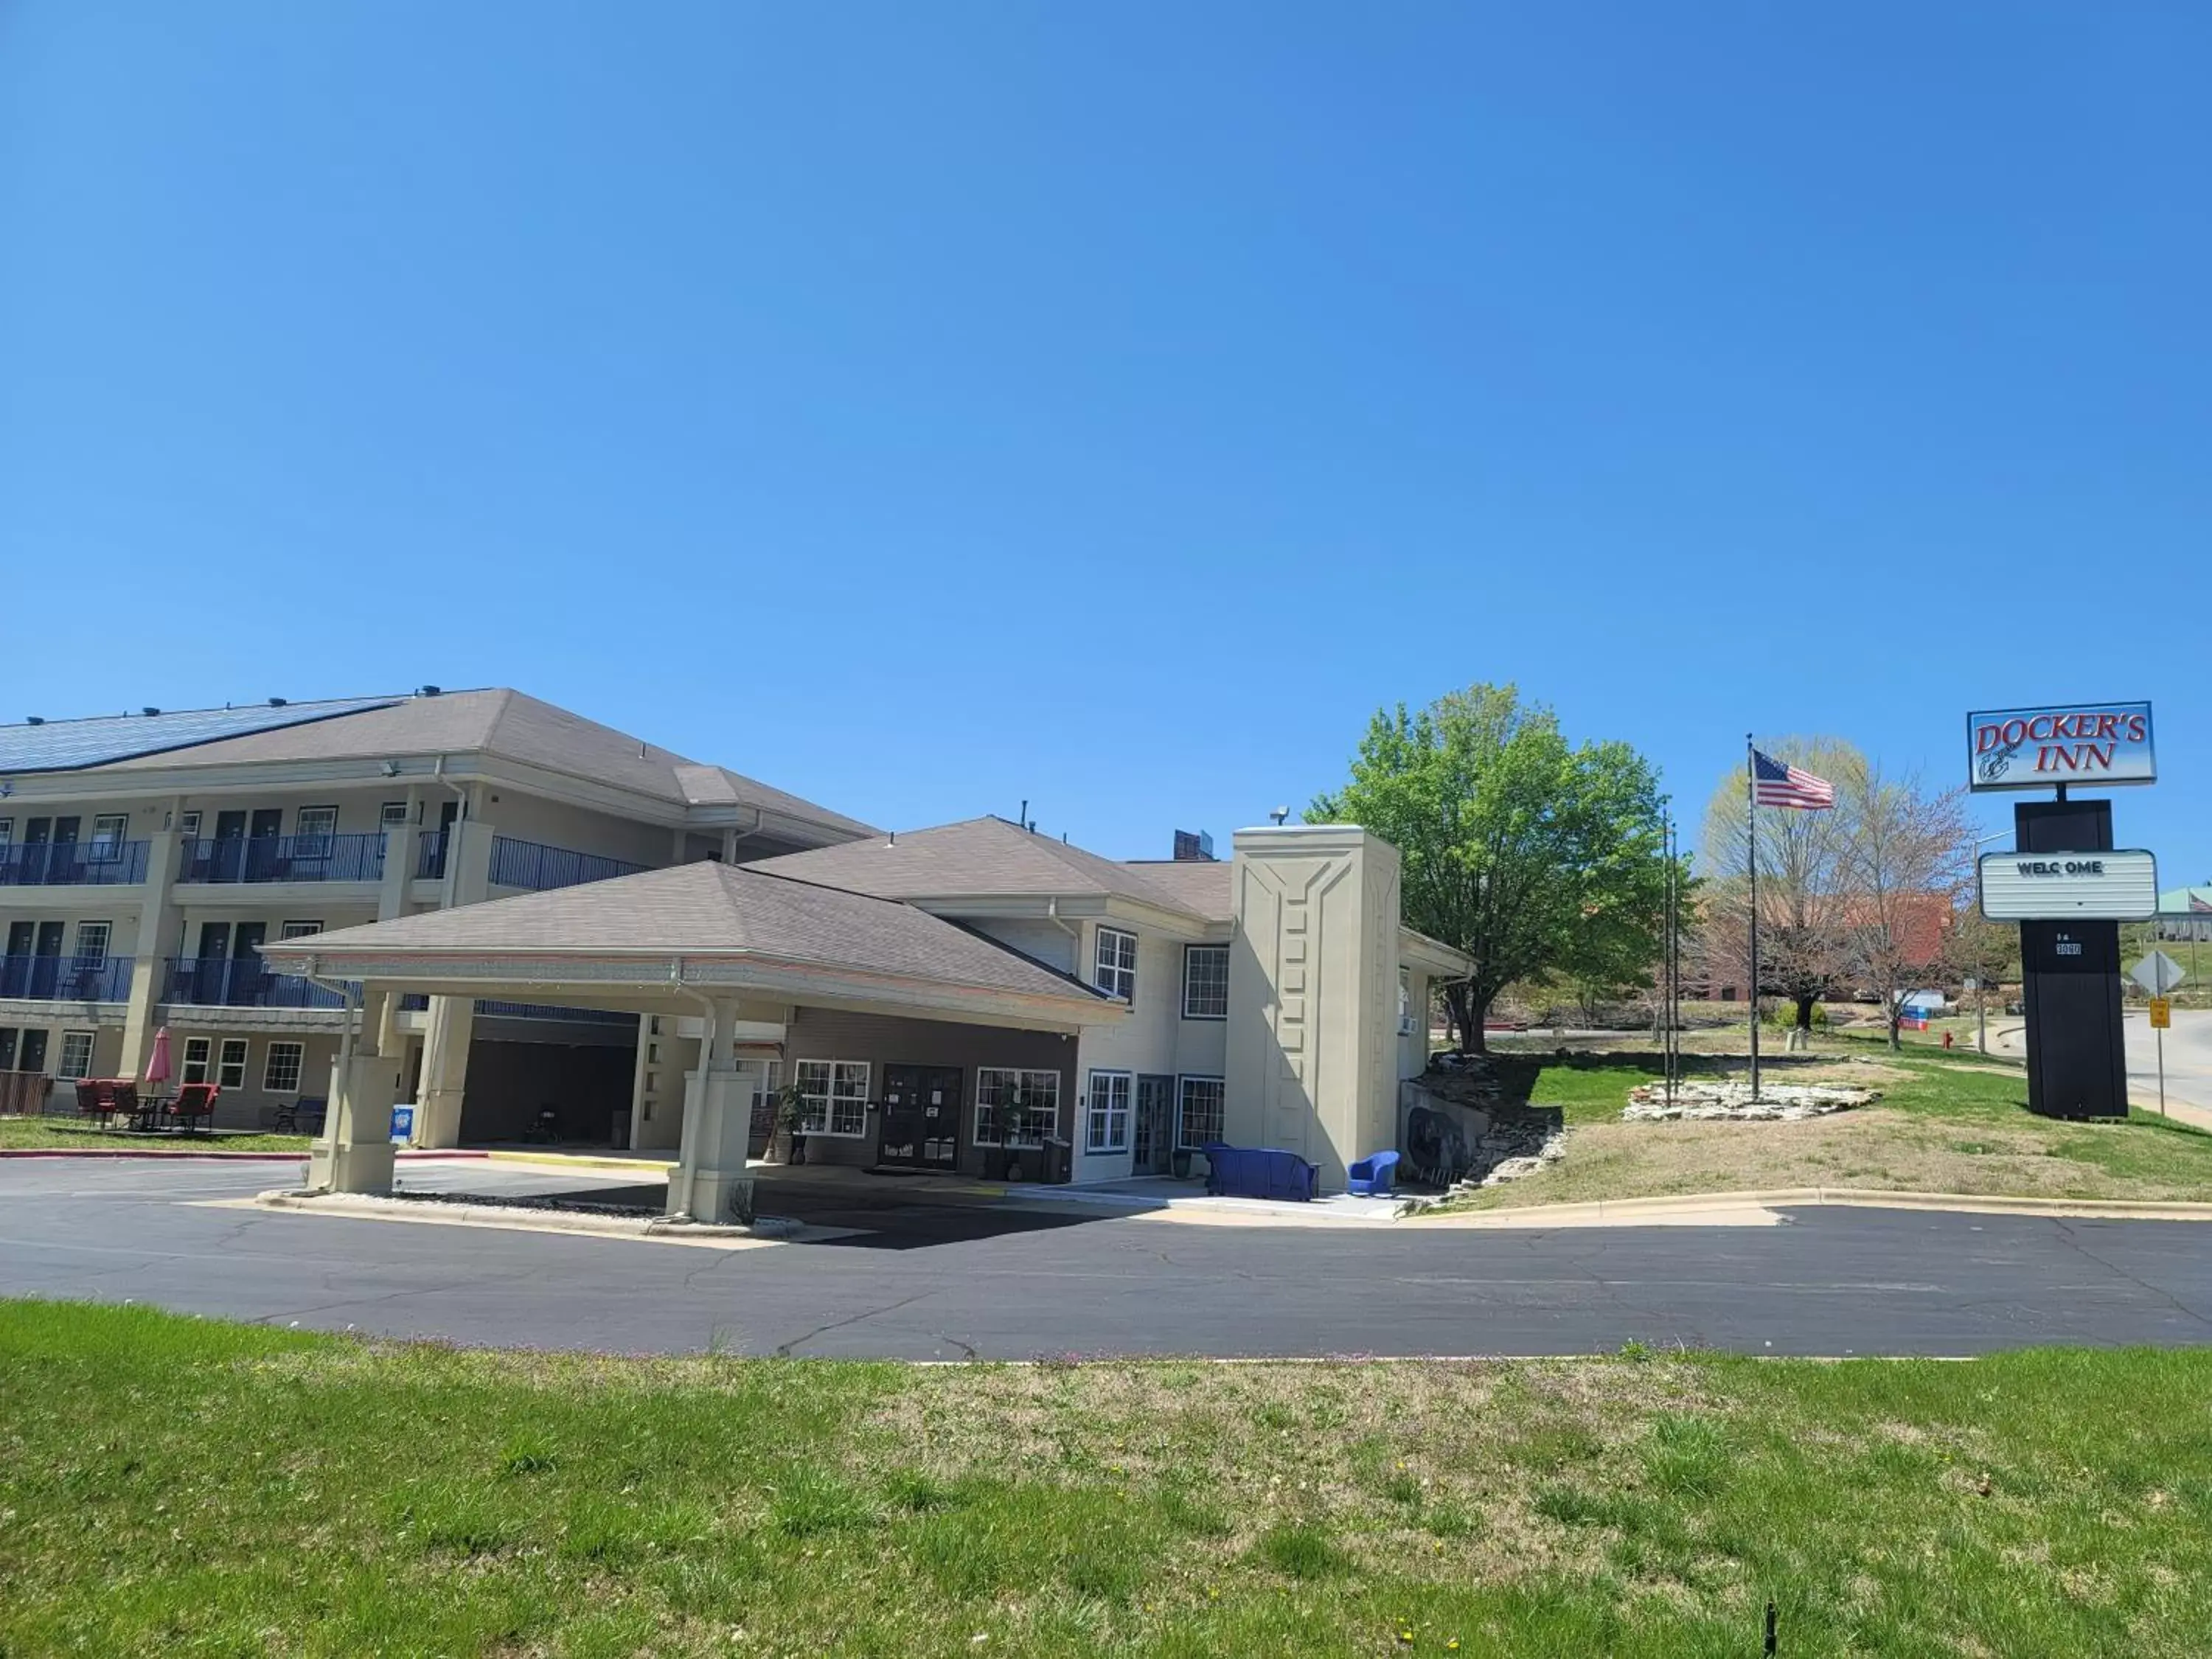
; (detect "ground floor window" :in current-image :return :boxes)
[975,1067,1059,1147]
[794,1058,869,1137]
[262,1041,305,1094]
[181,1037,211,1085]
[1177,1075,1225,1150]
[1085,1069,1132,1154]
[217,1037,249,1091]
[55,1030,97,1081]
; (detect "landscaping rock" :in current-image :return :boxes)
[1621,1081,1879,1122]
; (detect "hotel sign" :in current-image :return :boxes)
[1978,849,2159,922]
[1967,702,2154,791]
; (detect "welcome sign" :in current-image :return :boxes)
[1979,849,2159,922]
[1966,702,2154,792]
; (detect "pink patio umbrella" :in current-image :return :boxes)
[143,1026,173,1091]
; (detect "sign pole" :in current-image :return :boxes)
[1745,734,1761,1100]
[2157,1021,2166,1116]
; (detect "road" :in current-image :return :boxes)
[2,1158,2209,1359]
[1990,1006,2212,1123]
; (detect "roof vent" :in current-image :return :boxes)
[142,706,161,717]
[267,697,288,708]
[25,716,44,726]
[417,684,442,698]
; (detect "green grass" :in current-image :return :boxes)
[0,1117,312,1153]
[6,1301,2212,1655]
[1439,1048,2212,1211]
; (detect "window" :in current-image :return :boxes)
[1085,1069,1132,1154]
[1093,926,1138,1001]
[175,811,201,839]
[217,1038,249,1090]
[1177,1076,1225,1151]
[74,922,111,965]
[975,1068,1060,1147]
[181,1037,212,1085]
[262,1041,305,1093]
[294,806,338,855]
[55,1030,97,1081]
[1182,945,1229,1020]
[793,1058,869,1138]
[380,801,411,828]
[0,818,12,846]
[279,919,324,940]
[1398,967,1415,1036]
[88,814,131,860]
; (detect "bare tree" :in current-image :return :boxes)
[1844,762,1975,1051]
[1699,738,1864,1037]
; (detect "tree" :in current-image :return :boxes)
[1309,684,1677,1052]
[1697,738,1865,1034]
[1845,762,1974,1051]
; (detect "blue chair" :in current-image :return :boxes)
[1346,1150,1399,1196]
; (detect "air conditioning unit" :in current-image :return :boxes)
[1398,1013,1417,1036]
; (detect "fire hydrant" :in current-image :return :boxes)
[1941,1030,1955,1051]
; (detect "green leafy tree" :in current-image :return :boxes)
[1310,684,1677,1052]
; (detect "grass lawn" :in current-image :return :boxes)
[0,1117,311,1154]
[4,1301,2210,1656]
[1434,1048,2212,1212]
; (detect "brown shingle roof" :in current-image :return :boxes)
[748,817,1214,918]
[100,689,876,837]
[1119,859,1234,922]
[260,860,1113,1008]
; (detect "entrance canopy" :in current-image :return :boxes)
[257,860,1125,1033]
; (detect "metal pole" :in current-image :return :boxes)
[1664,818,1678,1106]
[1746,734,1761,1099]
[2157,1022,2166,1116]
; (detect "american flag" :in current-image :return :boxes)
[1753,748,1836,810]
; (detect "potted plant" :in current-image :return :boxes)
[774,1082,810,1167]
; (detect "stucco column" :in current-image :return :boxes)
[116,826,183,1082]
[307,982,400,1194]
[414,994,476,1148]
[668,998,753,1222]
[378,816,417,921]
[447,815,496,908]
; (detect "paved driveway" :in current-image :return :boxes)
[5,1158,2211,1358]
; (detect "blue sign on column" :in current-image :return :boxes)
[389,1105,416,1145]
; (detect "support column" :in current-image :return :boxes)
[116,824,182,1082]
[308,982,401,1194]
[668,998,754,1222]
[415,994,476,1147]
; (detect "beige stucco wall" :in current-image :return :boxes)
[1225,826,1402,1190]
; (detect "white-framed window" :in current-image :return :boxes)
[74,922,112,965]
[1398,967,1415,1036]
[56,1030,97,1081]
[1177,1075,1225,1151]
[262,1041,305,1093]
[0,818,12,846]
[88,815,131,860]
[294,805,338,855]
[1085,1069,1133,1154]
[1182,945,1229,1020]
[793,1058,869,1138]
[380,801,411,829]
[181,1037,212,1085]
[217,1037,249,1091]
[975,1067,1060,1147]
[279,919,324,940]
[1093,926,1138,1001]
[175,810,201,840]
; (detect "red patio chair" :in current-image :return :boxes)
[163,1082,218,1135]
[74,1079,113,1127]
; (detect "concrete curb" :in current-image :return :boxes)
[481,1150,672,1175]
[1416,1186,2212,1227]
[250,1189,795,1245]
[0,1147,313,1162]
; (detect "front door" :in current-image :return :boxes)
[230,922,266,1005]
[29,921,63,1000]
[246,808,284,882]
[195,922,232,1002]
[878,1064,961,1169]
[2,921,31,998]
[212,811,248,881]
[1133,1074,1175,1175]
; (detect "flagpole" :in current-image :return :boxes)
[1745,734,1761,1100]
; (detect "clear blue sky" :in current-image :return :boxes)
[4,4,2205,876]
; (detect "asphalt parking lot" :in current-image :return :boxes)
[4,1155,2211,1359]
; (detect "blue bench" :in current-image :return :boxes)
[1200,1142,1318,1202]
[1346,1150,1399,1196]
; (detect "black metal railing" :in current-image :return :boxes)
[473,999,636,1025]
[487,835,649,891]
[0,955,133,1003]
[160,956,346,1009]
[0,840,150,887]
[177,832,386,885]
[417,830,450,880]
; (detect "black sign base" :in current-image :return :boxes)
[2015,799,2127,1119]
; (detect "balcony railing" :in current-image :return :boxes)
[0,955,133,1003]
[160,957,347,1009]
[0,841,150,888]
[178,832,387,886]
[394,992,632,1026]
[417,830,449,880]
[489,835,648,892]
